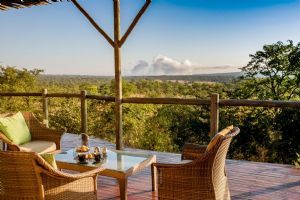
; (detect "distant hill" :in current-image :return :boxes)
[39,75,112,85]
[40,72,243,83]
[126,72,243,83]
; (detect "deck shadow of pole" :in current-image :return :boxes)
[231,180,300,199]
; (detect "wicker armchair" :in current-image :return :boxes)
[0,151,104,200]
[0,112,65,153]
[153,126,240,200]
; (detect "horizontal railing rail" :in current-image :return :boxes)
[0,90,300,138]
[122,97,211,105]
[0,92,42,97]
[219,99,300,108]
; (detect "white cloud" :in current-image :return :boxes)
[152,55,193,75]
[131,60,149,75]
[130,55,239,75]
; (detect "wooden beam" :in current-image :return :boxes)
[122,97,210,105]
[210,93,219,137]
[0,92,42,97]
[80,90,88,133]
[71,0,114,47]
[42,89,49,128]
[46,93,81,98]
[219,99,300,108]
[114,0,123,150]
[119,0,151,47]
[70,0,152,150]
[1,91,300,108]
[86,95,115,102]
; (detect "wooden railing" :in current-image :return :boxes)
[1,90,300,140]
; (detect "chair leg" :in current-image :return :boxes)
[118,178,128,200]
[94,176,98,199]
[151,164,157,191]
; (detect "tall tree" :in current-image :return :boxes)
[0,66,43,92]
[241,40,300,100]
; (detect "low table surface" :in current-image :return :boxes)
[55,148,156,179]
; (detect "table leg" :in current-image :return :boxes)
[118,178,128,200]
[151,163,157,191]
[1,142,7,151]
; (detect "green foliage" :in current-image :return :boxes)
[154,105,210,150]
[79,83,98,94]
[49,99,81,134]
[294,153,300,167]
[0,66,43,114]
[87,100,115,142]
[241,40,300,100]
[271,108,300,164]
[1,39,300,167]
[221,107,273,162]
[232,41,300,165]
[122,104,176,152]
[0,66,43,92]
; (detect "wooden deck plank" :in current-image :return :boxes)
[62,134,300,200]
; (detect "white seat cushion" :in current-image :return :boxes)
[19,141,56,154]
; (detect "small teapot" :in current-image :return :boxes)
[94,147,101,154]
[102,147,107,157]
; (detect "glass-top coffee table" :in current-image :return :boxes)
[55,149,157,200]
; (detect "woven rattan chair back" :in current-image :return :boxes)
[210,127,239,200]
[0,151,43,199]
[155,126,240,200]
[0,151,101,200]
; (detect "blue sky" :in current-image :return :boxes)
[1,0,300,75]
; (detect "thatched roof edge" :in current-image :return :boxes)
[0,0,68,11]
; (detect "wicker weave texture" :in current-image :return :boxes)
[0,112,65,152]
[0,151,103,200]
[154,126,240,200]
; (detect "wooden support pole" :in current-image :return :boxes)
[71,0,114,47]
[42,89,49,128]
[114,0,123,150]
[210,93,219,137]
[80,90,88,134]
[71,0,151,149]
[119,0,152,47]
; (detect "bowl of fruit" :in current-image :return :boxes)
[76,145,90,153]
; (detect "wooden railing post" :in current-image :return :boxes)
[210,93,219,137]
[114,0,123,150]
[80,90,88,134]
[42,89,49,128]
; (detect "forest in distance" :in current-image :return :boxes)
[39,71,243,83]
[0,40,299,166]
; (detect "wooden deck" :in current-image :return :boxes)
[62,134,300,200]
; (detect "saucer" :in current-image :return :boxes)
[78,161,88,165]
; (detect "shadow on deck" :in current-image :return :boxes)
[62,134,300,200]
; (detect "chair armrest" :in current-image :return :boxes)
[23,112,65,150]
[41,168,101,199]
[181,143,207,160]
[153,162,187,169]
[31,127,65,150]
[0,132,20,151]
[0,132,13,145]
[36,155,104,181]
[52,167,105,181]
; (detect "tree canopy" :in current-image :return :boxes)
[241,40,300,100]
[0,40,299,165]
